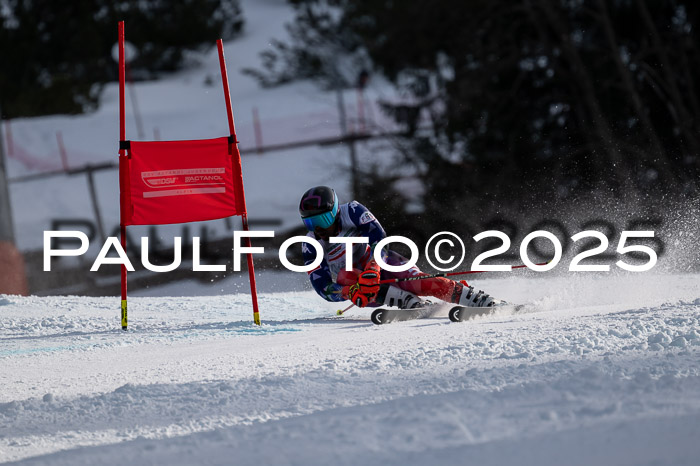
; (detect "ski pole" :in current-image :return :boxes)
[336,303,355,316]
[379,262,548,284]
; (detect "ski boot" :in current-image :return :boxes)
[454,280,495,307]
[448,281,499,322]
[371,285,428,324]
[376,284,426,309]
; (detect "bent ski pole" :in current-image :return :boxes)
[379,262,549,284]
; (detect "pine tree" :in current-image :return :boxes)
[248,0,700,214]
[0,0,244,118]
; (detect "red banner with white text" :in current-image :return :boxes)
[121,137,245,226]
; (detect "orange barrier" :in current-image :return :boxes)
[0,240,28,295]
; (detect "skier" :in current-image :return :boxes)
[298,186,498,310]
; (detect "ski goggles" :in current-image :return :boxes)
[302,204,338,231]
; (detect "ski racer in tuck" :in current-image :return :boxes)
[298,186,499,310]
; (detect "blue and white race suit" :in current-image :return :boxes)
[302,201,387,302]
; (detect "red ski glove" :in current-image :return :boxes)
[364,258,380,274]
[347,283,373,307]
[358,259,381,295]
[340,261,382,307]
[345,260,380,307]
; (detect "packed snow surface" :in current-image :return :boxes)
[1,273,700,465]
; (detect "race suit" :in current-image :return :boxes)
[302,201,462,304]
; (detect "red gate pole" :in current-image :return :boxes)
[118,21,128,330]
[217,39,261,325]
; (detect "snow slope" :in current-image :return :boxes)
[2,273,700,464]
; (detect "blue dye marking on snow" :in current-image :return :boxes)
[227,326,302,335]
[171,320,305,336]
[137,324,303,342]
[0,344,83,358]
[0,324,304,358]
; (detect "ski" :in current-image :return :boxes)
[447,303,526,322]
[370,304,443,325]
[370,303,527,325]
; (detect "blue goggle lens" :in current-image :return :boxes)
[303,210,336,231]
